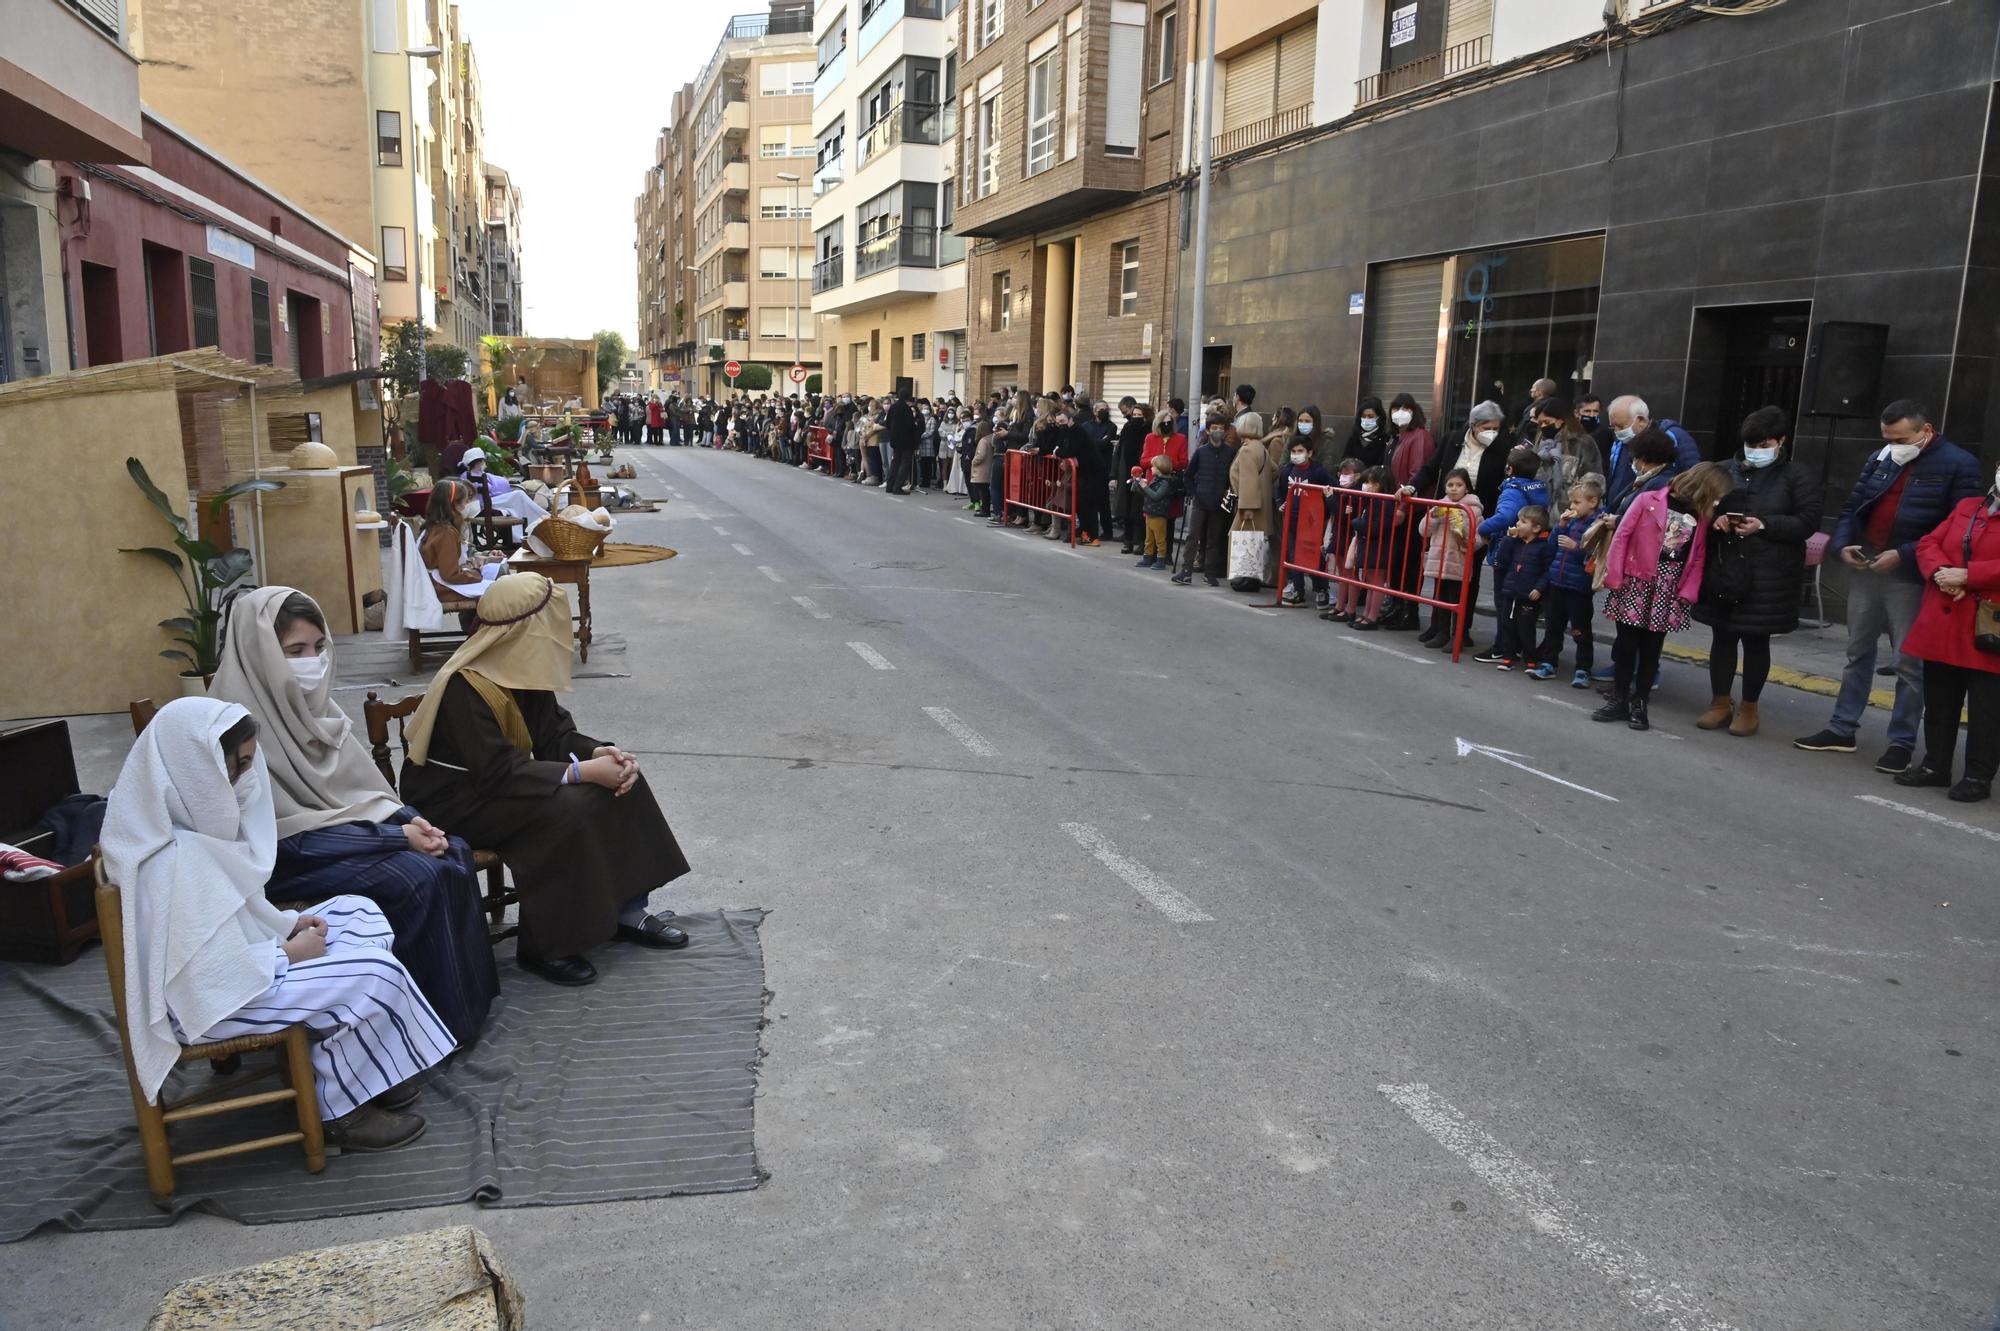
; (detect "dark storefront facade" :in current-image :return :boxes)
[1177,0,2000,488]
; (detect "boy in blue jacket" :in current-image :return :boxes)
[1482,505,1555,668]
[1529,476,1605,684]
[1472,448,1549,662]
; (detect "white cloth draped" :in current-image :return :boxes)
[383,520,454,634]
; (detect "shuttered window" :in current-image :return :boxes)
[1097,360,1149,401]
[67,0,121,38]
[188,258,220,349]
[1222,21,1316,133]
[1276,23,1316,112]
[250,278,273,365]
[1106,2,1144,154]
[1360,258,1446,410]
[1445,0,1493,48]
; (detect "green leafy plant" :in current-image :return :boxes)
[385,453,418,500]
[594,329,628,396]
[706,343,725,362]
[382,321,426,399]
[734,363,773,391]
[121,458,285,678]
[495,415,526,444]
[804,373,822,394]
[425,342,470,382]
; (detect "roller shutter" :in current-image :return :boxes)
[982,362,1020,396]
[1220,41,1277,134]
[1361,259,1445,410]
[1276,23,1317,112]
[1097,360,1151,402]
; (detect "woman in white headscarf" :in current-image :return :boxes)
[398,573,691,988]
[209,588,498,1043]
[101,697,454,1151]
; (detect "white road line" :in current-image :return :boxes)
[1378,1083,1737,1331]
[954,516,980,525]
[1455,737,1618,802]
[1333,634,1436,665]
[1060,822,1214,924]
[1855,794,2000,845]
[922,706,997,757]
[792,595,831,619]
[888,495,906,503]
[806,583,1023,597]
[1239,604,1280,617]
[847,641,895,670]
[731,543,754,557]
[756,565,784,583]
[713,525,731,536]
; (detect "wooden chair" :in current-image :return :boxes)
[94,852,326,1202]
[363,692,518,942]
[129,698,158,735]
[0,719,100,965]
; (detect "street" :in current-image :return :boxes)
[6,444,1996,1330]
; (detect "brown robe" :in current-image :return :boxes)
[398,677,690,958]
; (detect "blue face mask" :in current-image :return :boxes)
[1743,445,1779,469]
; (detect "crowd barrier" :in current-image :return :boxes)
[1274,481,1479,660]
[806,426,834,471]
[1003,449,1079,545]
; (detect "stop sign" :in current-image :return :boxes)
[788,363,807,384]
[723,359,742,380]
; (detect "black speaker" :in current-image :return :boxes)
[895,376,915,398]
[1801,321,1888,418]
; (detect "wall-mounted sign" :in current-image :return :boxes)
[206,224,257,271]
[1348,292,1365,316]
[1388,3,1419,47]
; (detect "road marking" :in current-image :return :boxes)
[713,525,731,536]
[888,495,906,503]
[807,584,1023,597]
[847,641,895,670]
[923,706,997,757]
[792,595,831,619]
[1060,822,1214,924]
[1379,1083,1737,1331]
[1239,604,1280,617]
[954,516,980,525]
[1455,737,1618,802]
[732,543,754,557]
[1334,635,1435,665]
[1855,794,2000,844]
[756,565,783,583]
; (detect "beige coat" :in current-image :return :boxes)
[1229,437,1273,529]
[970,430,997,484]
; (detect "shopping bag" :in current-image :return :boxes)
[1229,529,1268,587]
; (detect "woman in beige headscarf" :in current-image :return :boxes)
[210,588,498,1042]
[398,573,692,987]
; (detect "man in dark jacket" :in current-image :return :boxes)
[1114,396,1151,552]
[885,387,921,494]
[1795,398,1987,771]
[1605,395,1701,508]
[1173,412,1236,585]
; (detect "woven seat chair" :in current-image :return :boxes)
[94,852,325,1203]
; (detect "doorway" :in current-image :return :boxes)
[287,292,326,379]
[1685,301,1809,460]
[1200,344,1232,403]
[80,262,122,366]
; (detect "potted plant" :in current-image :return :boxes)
[121,457,284,694]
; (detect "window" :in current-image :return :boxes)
[1105,0,1144,154]
[1116,241,1138,317]
[912,332,926,361]
[376,110,403,167]
[250,277,273,364]
[1026,31,1059,176]
[187,258,219,349]
[870,328,880,361]
[817,118,846,175]
[760,186,807,219]
[759,307,797,339]
[817,13,848,74]
[975,80,1003,198]
[760,126,792,158]
[992,271,1011,332]
[381,225,408,282]
[761,61,813,95]
[1152,6,1177,85]
[978,0,1003,48]
[1063,10,1083,160]
[1220,21,1316,136]
[760,247,796,279]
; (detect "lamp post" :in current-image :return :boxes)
[1183,3,1215,414]
[684,263,703,395]
[776,170,802,396]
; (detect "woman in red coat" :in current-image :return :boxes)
[1898,473,2000,801]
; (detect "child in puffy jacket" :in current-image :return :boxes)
[1529,476,1607,684]
[1129,454,1178,569]
[1320,457,1366,621]
[1478,504,1554,666]
[1472,448,1550,660]
[1342,466,1395,630]
[1419,467,1485,650]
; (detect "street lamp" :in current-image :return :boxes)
[684,264,703,395]
[776,171,802,396]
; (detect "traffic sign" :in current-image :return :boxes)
[723,359,742,380]
[788,363,807,384]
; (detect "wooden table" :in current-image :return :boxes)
[507,548,595,662]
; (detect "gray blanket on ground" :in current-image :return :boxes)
[0,909,767,1241]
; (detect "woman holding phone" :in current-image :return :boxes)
[1688,407,1824,736]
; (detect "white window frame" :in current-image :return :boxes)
[1151,6,1177,87]
[979,0,1004,49]
[975,73,1004,199]
[759,247,795,279]
[1118,240,1139,317]
[1025,34,1059,177]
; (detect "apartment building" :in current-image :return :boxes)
[485,164,525,337]
[2,0,150,381]
[954,0,1183,405]
[1182,0,2000,488]
[435,5,490,350]
[635,4,824,399]
[808,0,969,401]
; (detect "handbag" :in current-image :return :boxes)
[1964,514,2000,654]
[1220,489,1238,515]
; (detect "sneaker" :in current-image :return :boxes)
[1948,777,1992,803]
[1203,574,1220,587]
[1893,762,1950,788]
[1171,571,1192,585]
[1591,696,1631,723]
[1528,663,1556,680]
[1078,535,1100,547]
[1793,729,1858,753]
[1313,592,1330,609]
[1281,587,1303,605]
[1571,669,1591,689]
[1874,744,1914,774]
[1471,649,1507,664]
[1135,556,1155,569]
[1494,658,1518,671]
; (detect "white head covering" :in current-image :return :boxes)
[101,697,296,1104]
[209,588,407,838]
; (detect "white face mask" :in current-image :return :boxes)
[1391,410,1413,428]
[1297,421,1314,436]
[1338,474,1360,488]
[1743,445,1779,469]
[1613,424,1637,444]
[1360,417,1380,434]
[1886,440,1923,466]
[1474,429,1498,447]
[286,653,329,692]
[1291,452,1309,466]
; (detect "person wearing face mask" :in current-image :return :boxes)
[1604,395,1700,509]
[209,590,499,1045]
[1525,398,1606,508]
[1227,411,1275,588]
[1896,459,2000,801]
[1275,435,1335,606]
[1688,407,1824,738]
[1343,396,1389,469]
[1797,399,1987,770]
[1382,394,1439,629]
[1451,400,1513,518]
[1173,408,1237,585]
[418,479,504,604]
[104,697,458,1152]
[1114,396,1151,553]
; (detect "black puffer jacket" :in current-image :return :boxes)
[1691,454,1825,636]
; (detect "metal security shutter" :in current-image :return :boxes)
[1276,23,1317,112]
[188,258,219,349]
[65,0,120,38]
[1220,40,1277,134]
[1445,0,1493,49]
[250,279,273,365]
[982,362,1019,396]
[1097,360,1150,402]
[1361,258,1445,409]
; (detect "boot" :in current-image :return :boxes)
[1696,695,1735,730]
[1627,697,1651,731]
[1728,700,1760,737]
[1591,693,1630,723]
[324,1103,427,1153]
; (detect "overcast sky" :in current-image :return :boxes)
[468,0,753,350]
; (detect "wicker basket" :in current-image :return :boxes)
[536,517,609,562]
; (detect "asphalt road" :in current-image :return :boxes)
[8,446,1996,1330]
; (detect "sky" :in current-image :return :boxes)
[466,0,754,351]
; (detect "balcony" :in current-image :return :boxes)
[812,253,844,294]
[1356,34,1491,105]
[725,9,812,38]
[955,149,1142,239]
[698,218,751,258]
[858,101,942,165]
[814,49,848,107]
[705,157,749,201]
[857,0,943,59]
[813,155,844,197]
[698,279,751,313]
[1213,102,1314,157]
[855,224,937,279]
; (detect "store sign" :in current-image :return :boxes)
[206,224,257,271]
[1388,3,1418,48]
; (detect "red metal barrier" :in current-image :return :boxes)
[806,426,834,471]
[1003,449,1078,545]
[1274,480,1479,660]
